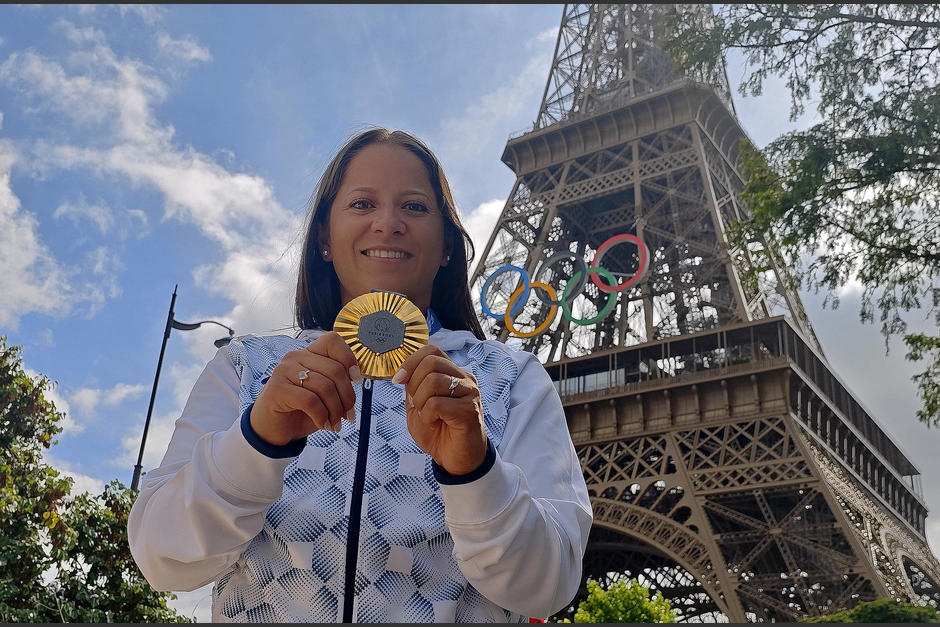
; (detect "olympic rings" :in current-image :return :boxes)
[533,252,587,306]
[561,268,617,325]
[590,233,650,293]
[505,282,558,338]
[480,265,529,319]
[479,232,650,337]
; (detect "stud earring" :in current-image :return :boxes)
[322,249,330,258]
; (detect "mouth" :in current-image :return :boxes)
[361,248,412,260]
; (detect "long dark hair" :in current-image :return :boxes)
[295,128,485,340]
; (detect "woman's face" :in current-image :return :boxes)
[323,143,449,312]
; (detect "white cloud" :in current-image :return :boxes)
[5,37,302,347]
[0,140,73,328]
[118,409,178,470]
[0,48,170,143]
[430,27,556,212]
[63,4,164,23]
[87,246,123,297]
[6,26,303,481]
[54,19,105,46]
[117,4,164,23]
[41,246,124,319]
[69,381,147,415]
[463,198,505,262]
[54,196,114,233]
[70,387,101,415]
[39,328,54,347]
[44,454,106,496]
[93,247,116,279]
[156,32,211,64]
[158,360,207,409]
[53,195,149,239]
[836,277,864,299]
[437,51,548,161]
[126,208,149,233]
[533,26,558,45]
[104,382,147,406]
[112,361,212,476]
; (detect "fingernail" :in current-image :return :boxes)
[345,408,356,422]
[391,369,406,384]
[332,417,342,432]
[406,393,414,409]
[349,365,362,384]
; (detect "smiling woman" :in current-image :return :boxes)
[126,127,593,623]
[296,129,484,337]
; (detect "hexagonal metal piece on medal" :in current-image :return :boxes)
[333,291,429,379]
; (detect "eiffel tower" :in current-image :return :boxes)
[469,4,940,622]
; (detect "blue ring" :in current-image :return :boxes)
[480,265,530,319]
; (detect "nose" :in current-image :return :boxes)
[371,204,405,234]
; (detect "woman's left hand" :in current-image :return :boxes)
[393,345,487,477]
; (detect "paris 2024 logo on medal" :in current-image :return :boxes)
[334,291,429,379]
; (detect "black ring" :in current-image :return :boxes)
[533,251,588,306]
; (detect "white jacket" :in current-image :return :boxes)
[128,324,592,622]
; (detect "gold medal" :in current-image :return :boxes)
[334,291,429,379]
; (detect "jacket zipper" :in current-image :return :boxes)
[342,378,373,623]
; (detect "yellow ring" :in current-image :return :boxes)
[504,281,558,338]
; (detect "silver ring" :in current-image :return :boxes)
[448,375,459,397]
[298,369,311,382]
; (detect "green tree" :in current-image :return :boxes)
[803,597,939,623]
[0,336,190,622]
[0,337,71,620]
[560,578,676,623]
[663,4,940,426]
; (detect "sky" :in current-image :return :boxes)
[1,4,938,621]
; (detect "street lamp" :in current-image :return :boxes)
[131,285,235,491]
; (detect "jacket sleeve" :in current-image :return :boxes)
[127,346,294,592]
[437,350,593,619]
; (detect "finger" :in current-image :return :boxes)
[391,344,448,385]
[409,353,461,390]
[411,395,478,430]
[296,371,348,425]
[267,380,332,432]
[292,352,357,418]
[411,372,479,418]
[306,332,361,381]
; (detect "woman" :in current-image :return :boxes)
[128,128,592,622]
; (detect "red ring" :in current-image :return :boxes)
[589,233,650,293]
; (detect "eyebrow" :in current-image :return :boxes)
[348,187,433,202]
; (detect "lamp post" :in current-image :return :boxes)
[131,285,235,491]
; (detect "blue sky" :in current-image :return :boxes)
[2,4,939,620]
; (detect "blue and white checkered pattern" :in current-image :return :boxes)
[217,331,525,622]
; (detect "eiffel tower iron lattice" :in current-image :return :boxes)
[468,4,940,622]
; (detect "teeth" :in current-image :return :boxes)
[366,249,407,259]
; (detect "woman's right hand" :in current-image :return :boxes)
[249,331,361,446]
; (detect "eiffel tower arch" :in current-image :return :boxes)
[469,4,940,622]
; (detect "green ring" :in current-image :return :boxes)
[560,268,617,325]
